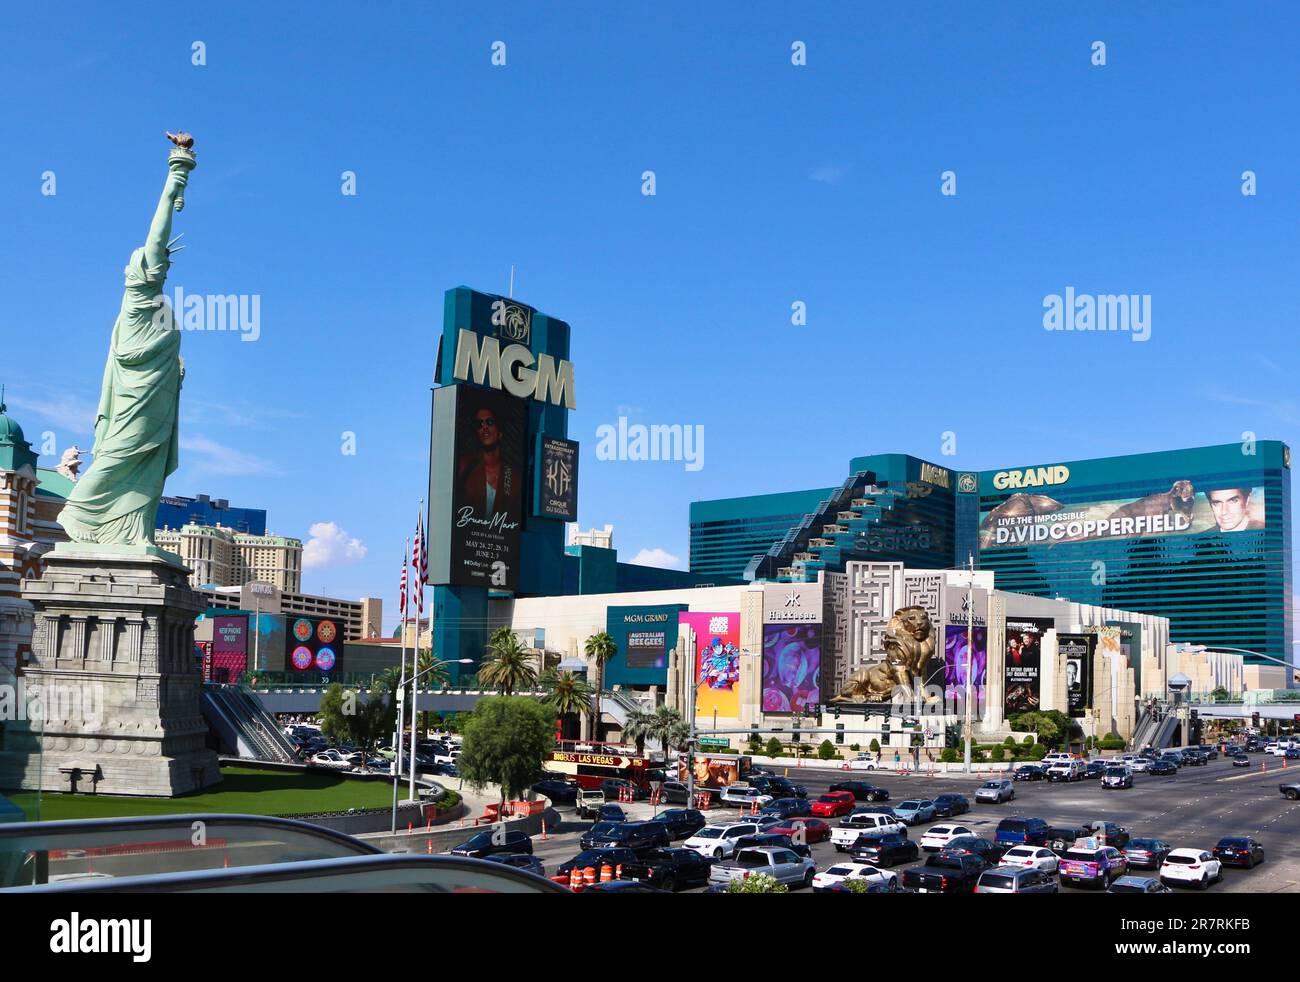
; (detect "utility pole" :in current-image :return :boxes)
[964,552,975,774]
[685,636,698,807]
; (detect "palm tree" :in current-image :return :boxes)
[584,631,617,741]
[480,628,538,696]
[540,669,594,740]
[647,705,690,765]
[622,709,654,756]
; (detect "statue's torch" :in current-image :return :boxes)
[165,131,196,212]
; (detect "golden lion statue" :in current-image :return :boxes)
[832,606,937,703]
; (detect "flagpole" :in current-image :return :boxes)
[409,505,424,803]
[392,538,409,834]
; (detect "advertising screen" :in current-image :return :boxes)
[449,387,526,590]
[979,481,1268,550]
[1058,633,1095,718]
[681,612,741,719]
[605,605,681,684]
[626,628,669,669]
[762,624,821,714]
[535,435,579,521]
[943,624,987,706]
[286,617,342,676]
[1004,617,1052,716]
[210,614,249,684]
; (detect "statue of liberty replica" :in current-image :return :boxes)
[0,135,220,797]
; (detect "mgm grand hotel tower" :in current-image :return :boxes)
[692,443,1293,689]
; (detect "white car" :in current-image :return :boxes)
[720,786,774,809]
[1000,845,1060,873]
[1159,849,1223,890]
[848,754,879,771]
[682,822,762,860]
[1041,752,1074,767]
[920,825,975,852]
[310,750,352,769]
[830,812,908,850]
[1121,755,1151,773]
[812,862,899,892]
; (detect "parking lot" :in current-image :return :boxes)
[524,756,1300,893]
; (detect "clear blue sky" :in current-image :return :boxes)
[2,2,1296,631]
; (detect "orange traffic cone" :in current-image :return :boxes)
[569,867,582,891]
[615,863,624,880]
[583,865,598,889]
[600,863,614,883]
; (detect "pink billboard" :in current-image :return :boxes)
[210,614,248,683]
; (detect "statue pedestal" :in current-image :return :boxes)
[0,549,220,796]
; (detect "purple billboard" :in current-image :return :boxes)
[761,624,821,714]
[944,624,987,706]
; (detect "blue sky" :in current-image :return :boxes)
[2,2,1296,631]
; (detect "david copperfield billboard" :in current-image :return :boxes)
[979,481,1268,549]
[1004,617,1052,716]
[1058,633,1095,718]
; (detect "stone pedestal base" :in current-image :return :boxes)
[0,549,220,796]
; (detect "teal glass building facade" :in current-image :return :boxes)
[690,443,1293,672]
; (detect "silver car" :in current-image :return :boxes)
[707,847,816,889]
[975,780,1015,803]
[975,865,1059,893]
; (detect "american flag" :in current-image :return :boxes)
[398,546,408,617]
[412,514,427,617]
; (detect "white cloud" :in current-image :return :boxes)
[5,389,99,435]
[179,434,280,476]
[629,547,682,569]
[303,521,368,570]
[809,164,850,185]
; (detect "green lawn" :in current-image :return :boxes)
[4,767,400,822]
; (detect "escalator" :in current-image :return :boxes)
[201,684,298,763]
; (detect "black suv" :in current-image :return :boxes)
[657,808,706,840]
[450,829,533,859]
[619,848,714,891]
[556,848,639,879]
[531,779,580,805]
[733,832,812,858]
[579,821,670,853]
[1213,836,1265,868]
[829,781,890,802]
[659,780,691,805]
[763,776,808,799]
[932,794,970,818]
[760,797,812,819]
[940,835,1007,864]
[850,833,919,867]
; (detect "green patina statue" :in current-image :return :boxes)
[58,134,197,553]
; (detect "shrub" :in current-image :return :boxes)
[817,739,837,761]
[940,748,958,764]
[764,737,783,758]
[1023,735,1035,746]
[869,739,881,754]
[725,873,788,894]
[1003,736,1016,747]
[990,746,1005,761]
[1030,744,1048,760]
[850,743,861,752]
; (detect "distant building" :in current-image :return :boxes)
[200,581,382,642]
[567,523,615,549]
[156,493,267,535]
[155,524,304,592]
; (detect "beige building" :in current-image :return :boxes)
[155,523,303,592]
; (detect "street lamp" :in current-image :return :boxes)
[391,656,473,831]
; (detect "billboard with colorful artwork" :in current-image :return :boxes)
[680,611,741,719]
[762,624,821,714]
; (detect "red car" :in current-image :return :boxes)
[810,791,856,818]
[768,817,832,844]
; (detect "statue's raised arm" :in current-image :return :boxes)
[56,134,197,555]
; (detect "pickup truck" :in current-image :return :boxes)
[1058,846,1128,889]
[576,788,607,820]
[707,847,816,889]
[901,853,991,893]
[830,811,908,850]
